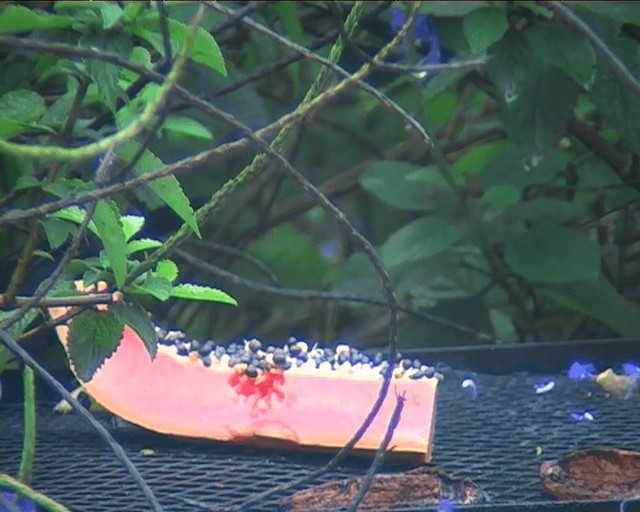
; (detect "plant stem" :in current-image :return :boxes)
[17,365,35,485]
[0,474,70,512]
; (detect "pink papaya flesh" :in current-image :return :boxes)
[49,286,438,462]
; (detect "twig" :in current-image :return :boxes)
[7,293,118,308]
[187,240,282,286]
[17,366,35,485]
[347,391,406,511]
[365,56,490,74]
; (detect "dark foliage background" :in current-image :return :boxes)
[2,1,640,368]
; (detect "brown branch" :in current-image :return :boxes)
[568,117,634,179]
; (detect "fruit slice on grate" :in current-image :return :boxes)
[49,282,438,462]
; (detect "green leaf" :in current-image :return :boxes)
[590,61,640,154]
[481,184,520,211]
[39,89,76,129]
[110,303,157,359]
[418,2,489,16]
[543,276,640,337]
[0,309,38,340]
[68,309,123,382]
[381,217,467,269]
[170,283,237,306]
[121,215,146,241]
[452,140,509,175]
[479,148,573,191]
[127,238,164,254]
[131,274,173,301]
[33,249,54,261]
[163,115,213,140]
[155,259,179,283]
[328,253,383,300]
[92,200,128,289]
[0,90,46,137]
[525,23,596,89]
[0,5,73,33]
[100,3,124,29]
[122,46,152,82]
[120,143,201,238]
[489,308,518,342]
[245,223,329,288]
[503,198,587,226]
[575,2,640,25]
[488,32,580,153]
[463,7,509,54]
[578,158,622,188]
[41,217,76,250]
[128,14,226,76]
[79,33,130,113]
[43,178,93,199]
[505,223,601,283]
[49,206,98,237]
[360,161,452,211]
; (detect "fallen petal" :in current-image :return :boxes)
[621,363,640,377]
[461,378,478,398]
[568,362,596,381]
[534,380,555,394]
[570,411,594,422]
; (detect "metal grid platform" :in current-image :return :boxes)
[2,367,640,511]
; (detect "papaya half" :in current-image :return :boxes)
[48,283,438,462]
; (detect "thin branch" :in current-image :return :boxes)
[348,392,406,512]
[187,240,282,286]
[210,2,269,37]
[366,56,491,74]
[10,293,118,309]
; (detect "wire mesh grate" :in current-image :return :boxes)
[2,368,640,511]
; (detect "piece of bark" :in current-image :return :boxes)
[283,466,482,511]
[541,448,640,500]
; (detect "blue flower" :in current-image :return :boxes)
[0,490,36,512]
[622,363,640,377]
[568,362,596,381]
[437,498,457,512]
[390,7,442,77]
[570,410,594,423]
